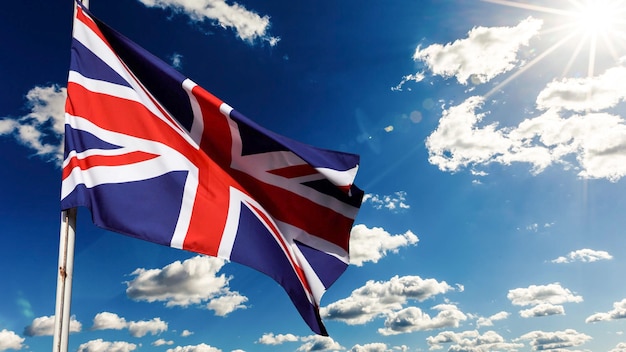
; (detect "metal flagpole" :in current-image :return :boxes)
[52,209,77,352]
[52,1,88,350]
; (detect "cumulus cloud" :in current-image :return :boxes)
[24,315,82,336]
[378,304,467,335]
[362,192,410,212]
[426,62,626,181]
[153,339,174,346]
[349,224,418,266]
[0,329,25,351]
[77,339,137,352]
[257,333,342,351]
[586,298,626,323]
[349,342,390,352]
[128,318,168,338]
[552,248,613,263]
[181,329,194,337]
[92,312,167,337]
[610,342,626,352]
[258,333,299,345]
[125,255,248,316]
[321,275,454,326]
[537,66,626,112]
[92,312,127,330]
[166,343,222,352]
[427,330,524,351]
[516,329,592,351]
[507,283,582,318]
[0,85,66,165]
[296,335,343,352]
[136,0,279,46]
[476,311,509,328]
[519,303,565,318]
[413,17,542,85]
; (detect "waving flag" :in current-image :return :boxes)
[62,0,363,335]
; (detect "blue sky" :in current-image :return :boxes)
[2,0,626,351]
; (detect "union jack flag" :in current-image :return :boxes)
[61,1,363,335]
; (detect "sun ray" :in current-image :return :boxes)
[485,32,578,99]
[483,0,626,93]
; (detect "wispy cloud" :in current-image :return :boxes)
[0,85,66,165]
[552,248,613,264]
[362,191,410,212]
[413,17,542,85]
[475,311,509,328]
[136,0,279,46]
[126,255,248,316]
[586,298,626,323]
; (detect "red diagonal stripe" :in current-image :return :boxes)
[62,151,159,180]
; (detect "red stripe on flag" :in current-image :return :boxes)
[62,151,159,180]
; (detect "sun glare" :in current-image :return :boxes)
[571,0,620,35]
[483,0,626,81]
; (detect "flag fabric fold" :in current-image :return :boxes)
[62,0,363,335]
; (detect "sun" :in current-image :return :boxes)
[482,0,626,80]
[570,0,622,35]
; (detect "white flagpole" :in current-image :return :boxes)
[52,1,88,350]
[52,208,77,352]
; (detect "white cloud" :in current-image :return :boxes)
[519,303,565,318]
[516,329,592,351]
[153,339,174,346]
[166,343,222,352]
[610,342,626,352]
[128,317,168,338]
[92,312,127,330]
[258,333,299,345]
[181,329,194,337]
[126,255,248,316]
[77,339,137,352]
[0,329,25,351]
[476,311,509,328]
[586,298,626,323]
[136,0,279,46]
[92,312,167,337]
[426,61,626,181]
[296,335,343,352]
[257,333,343,351]
[24,315,81,336]
[378,304,467,335]
[507,283,583,307]
[362,191,410,212]
[427,330,524,351]
[413,17,542,85]
[537,66,626,112]
[349,342,389,352]
[0,85,66,165]
[392,72,426,91]
[349,224,419,266]
[552,248,613,263]
[321,275,453,325]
